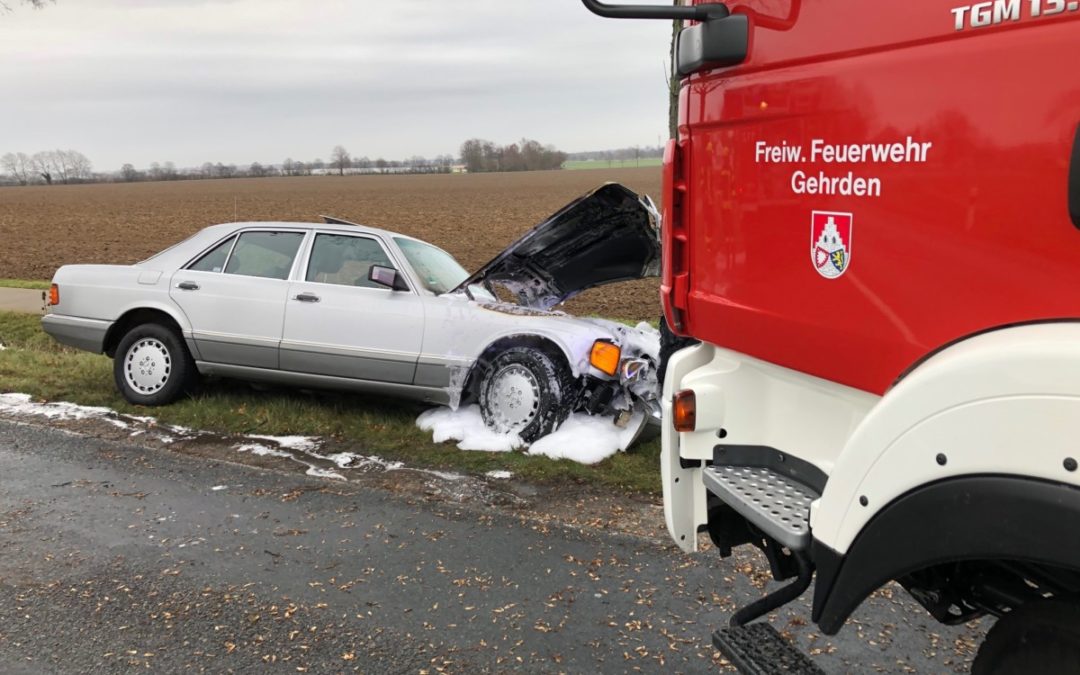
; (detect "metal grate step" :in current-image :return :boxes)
[713,622,826,675]
[702,464,819,551]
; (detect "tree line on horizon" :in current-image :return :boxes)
[2,150,92,185]
[459,138,566,173]
[0,137,655,186]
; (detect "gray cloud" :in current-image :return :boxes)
[0,0,671,170]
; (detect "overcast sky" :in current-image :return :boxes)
[0,0,672,172]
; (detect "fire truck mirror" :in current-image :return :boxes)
[675,14,749,77]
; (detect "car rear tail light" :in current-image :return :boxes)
[48,284,59,306]
[590,340,622,376]
[673,389,697,432]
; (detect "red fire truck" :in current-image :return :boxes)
[586,1,1080,672]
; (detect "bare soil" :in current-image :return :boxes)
[0,168,662,321]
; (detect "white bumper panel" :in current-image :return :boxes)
[661,341,877,553]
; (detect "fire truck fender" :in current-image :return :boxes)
[811,322,1080,556]
[810,475,1080,635]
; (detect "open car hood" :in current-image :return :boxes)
[453,183,660,311]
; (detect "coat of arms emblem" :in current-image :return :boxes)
[811,211,853,279]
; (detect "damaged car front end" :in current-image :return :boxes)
[451,182,662,440]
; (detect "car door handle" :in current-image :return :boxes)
[177,281,200,291]
[294,292,321,303]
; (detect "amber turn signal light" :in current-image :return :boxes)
[673,390,697,432]
[48,283,59,306]
[589,340,621,376]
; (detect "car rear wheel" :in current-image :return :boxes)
[972,598,1080,674]
[479,347,575,443]
[113,323,196,406]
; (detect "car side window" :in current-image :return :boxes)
[306,234,394,289]
[224,231,305,280]
[187,235,236,273]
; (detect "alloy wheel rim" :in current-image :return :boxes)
[124,338,172,395]
[489,364,541,433]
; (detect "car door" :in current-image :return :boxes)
[280,231,425,384]
[170,228,307,369]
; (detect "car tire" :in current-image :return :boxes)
[113,323,196,406]
[479,347,576,443]
[971,598,1080,675]
[658,315,698,394]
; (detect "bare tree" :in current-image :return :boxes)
[31,152,52,184]
[120,163,139,182]
[282,157,294,176]
[66,150,91,181]
[1,152,34,184]
[330,145,350,176]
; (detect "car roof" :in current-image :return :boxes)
[208,220,423,244]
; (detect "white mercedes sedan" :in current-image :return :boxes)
[42,183,660,442]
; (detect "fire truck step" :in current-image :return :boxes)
[702,465,819,551]
[713,622,825,675]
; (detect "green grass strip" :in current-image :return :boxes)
[0,311,660,494]
[0,279,51,290]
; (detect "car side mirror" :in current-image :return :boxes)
[368,265,409,291]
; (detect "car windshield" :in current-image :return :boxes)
[394,237,469,294]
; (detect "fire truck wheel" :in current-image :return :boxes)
[971,598,1080,675]
[658,316,698,393]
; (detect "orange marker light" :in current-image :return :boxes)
[48,283,59,306]
[673,390,697,432]
[589,340,621,376]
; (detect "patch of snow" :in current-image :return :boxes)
[416,405,523,453]
[0,393,116,422]
[211,485,228,491]
[485,470,513,480]
[234,442,291,458]
[0,341,6,350]
[324,452,404,471]
[247,434,320,452]
[305,466,345,480]
[528,410,644,465]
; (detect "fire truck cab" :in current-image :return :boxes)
[586,1,1080,672]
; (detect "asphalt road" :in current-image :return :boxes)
[0,419,986,673]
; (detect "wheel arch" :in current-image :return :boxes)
[462,333,578,402]
[811,475,1080,635]
[813,322,1080,554]
[104,306,191,358]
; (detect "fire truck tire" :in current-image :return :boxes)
[971,599,1080,675]
[659,316,698,392]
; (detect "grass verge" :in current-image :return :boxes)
[0,279,51,290]
[0,311,660,494]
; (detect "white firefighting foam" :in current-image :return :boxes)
[416,404,644,465]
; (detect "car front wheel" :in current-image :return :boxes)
[113,323,196,406]
[479,347,575,443]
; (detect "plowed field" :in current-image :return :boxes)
[0,168,661,321]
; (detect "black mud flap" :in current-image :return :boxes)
[713,623,825,675]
